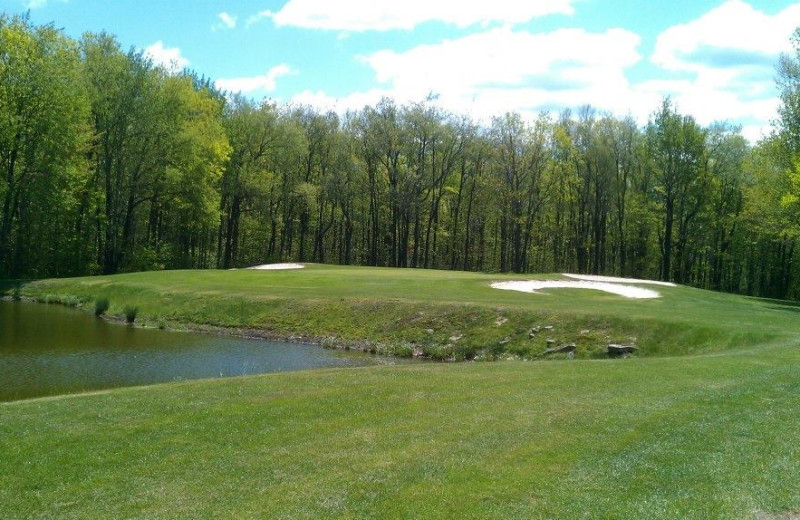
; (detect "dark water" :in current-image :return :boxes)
[0,300,386,402]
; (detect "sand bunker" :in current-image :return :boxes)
[562,273,676,287]
[246,263,305,270]
[491,280,661,299]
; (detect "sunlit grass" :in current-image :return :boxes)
[9,264,798,359]
[3,265,800,518]
[2,344,800,518]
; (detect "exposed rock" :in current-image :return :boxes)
[543,325,554,330]
[425,328,434,335]
[607,343,637,356]
[449,334,463,342]
[495,316,508,327]
[544,343,576,355]
[499,337,510,345]
[546,338,555,346]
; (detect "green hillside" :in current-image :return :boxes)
[9,264,798,359]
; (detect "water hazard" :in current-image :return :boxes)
[0,300,386,402]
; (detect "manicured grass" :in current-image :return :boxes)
[2,343,800,519]
[6,264,797,359]
[3,265,800,518]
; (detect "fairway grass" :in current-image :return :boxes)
[2,344,800,518]
[3,265,800,518]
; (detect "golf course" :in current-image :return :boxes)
[2,264,799,519]
[4,1,800,518]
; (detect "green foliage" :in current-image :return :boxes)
[0,16,798,301]
[0,14,91,278]
[123,305,138,324]
[390,342,415,358]
[94,297,109,317]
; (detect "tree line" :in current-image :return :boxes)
[2,14,800,299]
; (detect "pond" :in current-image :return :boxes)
[0,300,391,402]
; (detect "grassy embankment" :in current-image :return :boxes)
[4,263,794,359]
[2,264,800,518]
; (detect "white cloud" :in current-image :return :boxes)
[143,41,189,74]
[216,64,297,94]
[288,1,789,142]
[286,26,643,127]
[215,12,237,30]
[24,0,67,8]
[645,0,798,135]
[246,10,273,28]
[348,27,640,120]
[291,88,393,113]
[252,0,574,31]
[653,0,800,71]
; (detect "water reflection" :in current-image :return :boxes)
[0,300,384,401]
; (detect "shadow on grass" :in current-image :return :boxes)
[746,295,800,314]
[0,279,32,295]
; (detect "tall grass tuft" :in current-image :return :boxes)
[124,305,138,324]
[94,297,110,317]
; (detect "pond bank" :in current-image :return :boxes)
[3,265,782,363]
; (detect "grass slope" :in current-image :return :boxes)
[6,264,797,359]
[3,265,800,518]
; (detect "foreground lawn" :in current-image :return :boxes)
[2,342,800,519]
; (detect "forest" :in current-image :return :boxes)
[1,14,800,299]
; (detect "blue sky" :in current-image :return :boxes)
[3,0,800,140]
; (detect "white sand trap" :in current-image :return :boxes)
[491,280,661,299]
[247,263,305,270]
[562,273,676,287]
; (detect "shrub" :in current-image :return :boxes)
[487,342,506,357]
[373,342,414,357]
[11,287,21,301]
[63,295,79,307]
[454,343,479,361]
[124,305,138,324]
[94,297,110,317]
[422,343,455,361]
[44,294,59,304]
[157,318,166,330]
[392,342,415,358]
